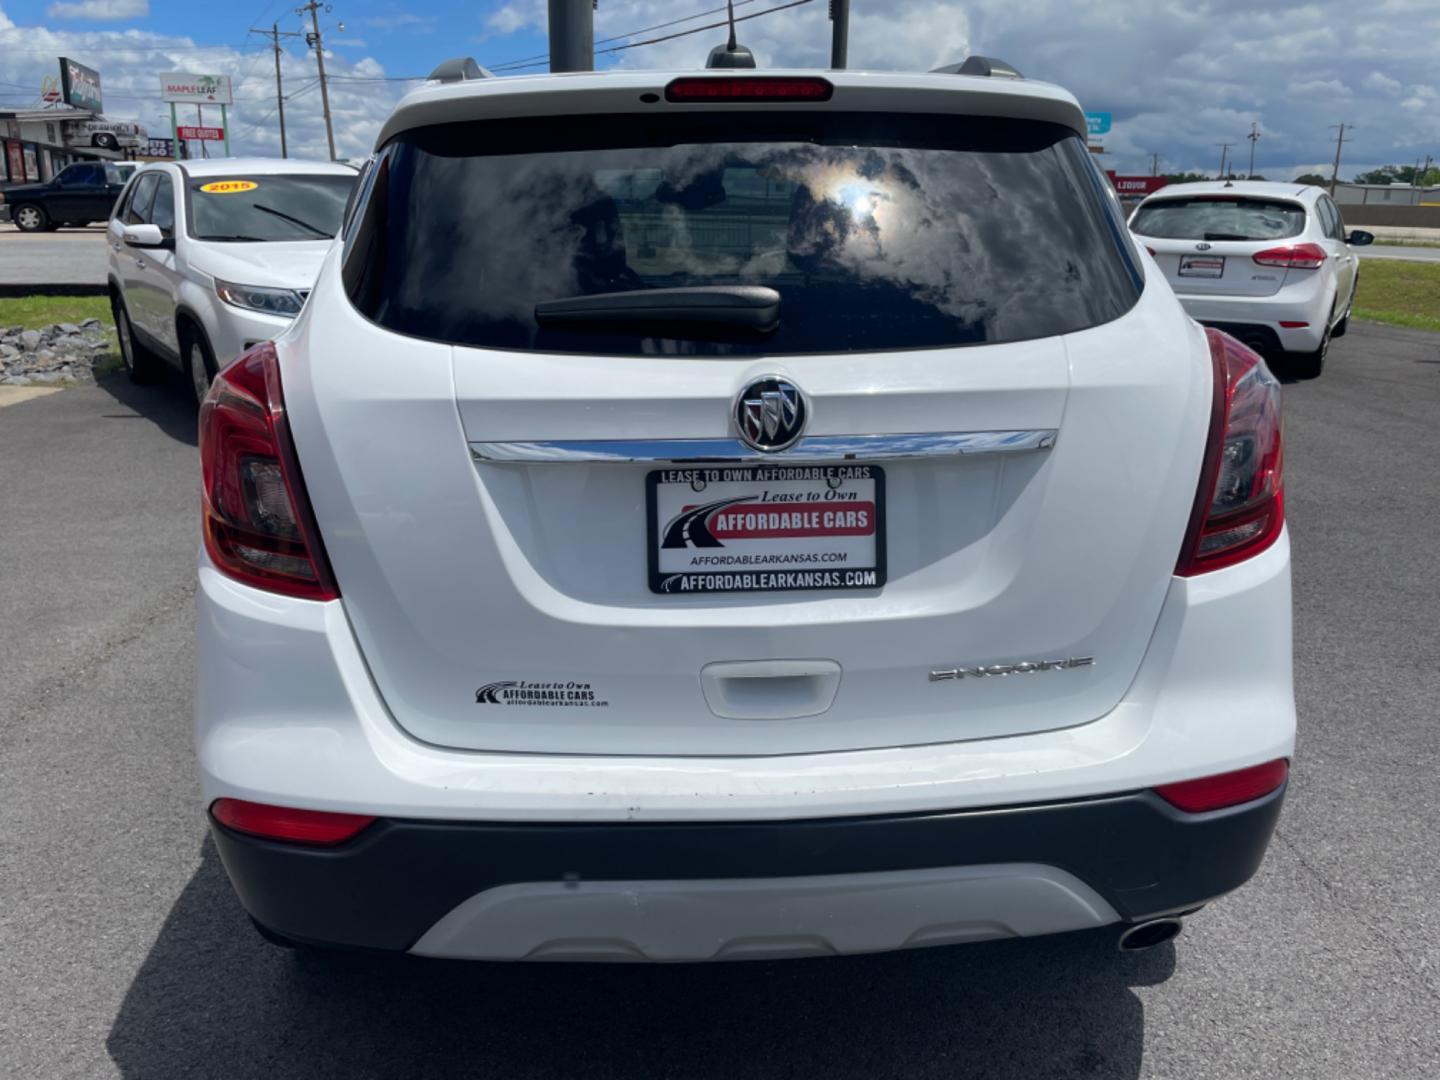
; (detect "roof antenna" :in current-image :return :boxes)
[706,0,756,68]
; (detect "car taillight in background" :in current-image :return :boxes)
[1176,329,1284,576]
[665,76,833,102]
[1252,243,1326,269]
[199,343,338,600]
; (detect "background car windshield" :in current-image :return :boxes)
[1131,198,1306,241]
[345,113,1141,356]
[188,174,356,241]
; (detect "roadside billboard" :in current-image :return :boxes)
[59,58,104,113]
[159,73,234,105]
[1107,174,1169,198]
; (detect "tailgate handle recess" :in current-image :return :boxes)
[700,659,843,721]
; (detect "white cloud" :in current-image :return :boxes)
[1363,71,1403,95]
[45,0,146,20]
[359,12,436,32]
[0,5,403,162]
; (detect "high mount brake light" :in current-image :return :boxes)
[664,76,833,102]
[1252,243,1326,269]
[211,798,376,845]
[199,343,338,600]
[1154,759,1289,813]
[1176,329,1285,576]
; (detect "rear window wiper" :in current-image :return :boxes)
[1203,232,1252,241]
[195,234,271,242]
[534,286,780,334]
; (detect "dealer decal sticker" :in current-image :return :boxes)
[475,680,609,707]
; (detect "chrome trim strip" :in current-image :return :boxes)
[470,430,1057,464]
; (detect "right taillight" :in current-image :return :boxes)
[199,343,338,600]
[1252,243,1326,269]
[1176,329,1285,576]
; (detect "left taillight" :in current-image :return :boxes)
[199,342,338,600]
[1176,329,1285,576]
[211,798,375,845]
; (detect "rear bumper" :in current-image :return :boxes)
[214,784,1285,958]
[1173,289,1332,352]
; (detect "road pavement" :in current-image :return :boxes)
[0,224,109,290]
[1358,244,1440,263]
[1,321,1439,1079]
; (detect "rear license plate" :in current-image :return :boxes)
[1179,254,1226,278]
[647,464,886,594]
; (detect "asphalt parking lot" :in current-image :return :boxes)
[1,321,1438,1079]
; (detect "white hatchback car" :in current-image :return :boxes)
[198,60,1294,961]
[1129,180,1374,378]
[106,158,358,402]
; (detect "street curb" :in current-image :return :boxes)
[0,283,108,298]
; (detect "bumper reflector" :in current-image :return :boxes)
[1153,759,1289,813]
[211,798,376,845]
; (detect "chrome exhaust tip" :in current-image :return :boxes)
[1117,917,1183,952]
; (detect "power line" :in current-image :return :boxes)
[489,0,812,71]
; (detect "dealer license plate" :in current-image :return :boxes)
[1179,254,1226,278]
[647,464,886,594]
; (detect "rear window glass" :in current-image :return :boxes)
[345,113,1141,356]
[186,173,356,242]
[1130,197,1305,241]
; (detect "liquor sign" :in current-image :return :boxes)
[178,125,225,142]
[159,73,233,105]
[59,58,104,112]
[1106,173,1170,198]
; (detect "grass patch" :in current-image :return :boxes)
[0,294,113,330]
[1353,260,1440,332]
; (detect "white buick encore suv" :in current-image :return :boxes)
[196,58,1294,961]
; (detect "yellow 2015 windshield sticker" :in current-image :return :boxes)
[199,180,258,194]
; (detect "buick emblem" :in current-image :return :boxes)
[734,376,807,452]
[1195,242,1212,251]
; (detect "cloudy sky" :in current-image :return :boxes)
[1,0,1436,177]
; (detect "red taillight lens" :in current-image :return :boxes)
[1176,329,1284,576]
[199,343,338,600]
[664,76,833,102]
[212,798,376,845]
[1252,243,1326,269]
[1154,759,1289,813]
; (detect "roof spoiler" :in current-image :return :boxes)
[930,56,1024,79]
[427,57,493,83]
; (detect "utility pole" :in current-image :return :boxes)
[250,22,302,158]
[1216,142,1235,179]
[1150,152,1160,177]
[547,0,594,72]
[298,0,336,160]
[1246,122,1260,179]
[1328,123,1352,195]
[829,0,849,69]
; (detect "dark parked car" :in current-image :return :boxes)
[0,161,128,232]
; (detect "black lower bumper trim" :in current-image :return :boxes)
[211,785,1285,952]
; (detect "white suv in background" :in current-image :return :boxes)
[197,61,1294,962]
[106,158,358,403]
[1129,180,1373,378]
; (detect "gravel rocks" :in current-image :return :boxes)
[0,320,114,387]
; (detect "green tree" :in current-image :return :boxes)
[1293,173,1328,186]
[1165,171,1212,184]
[1351,164,1430,185]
